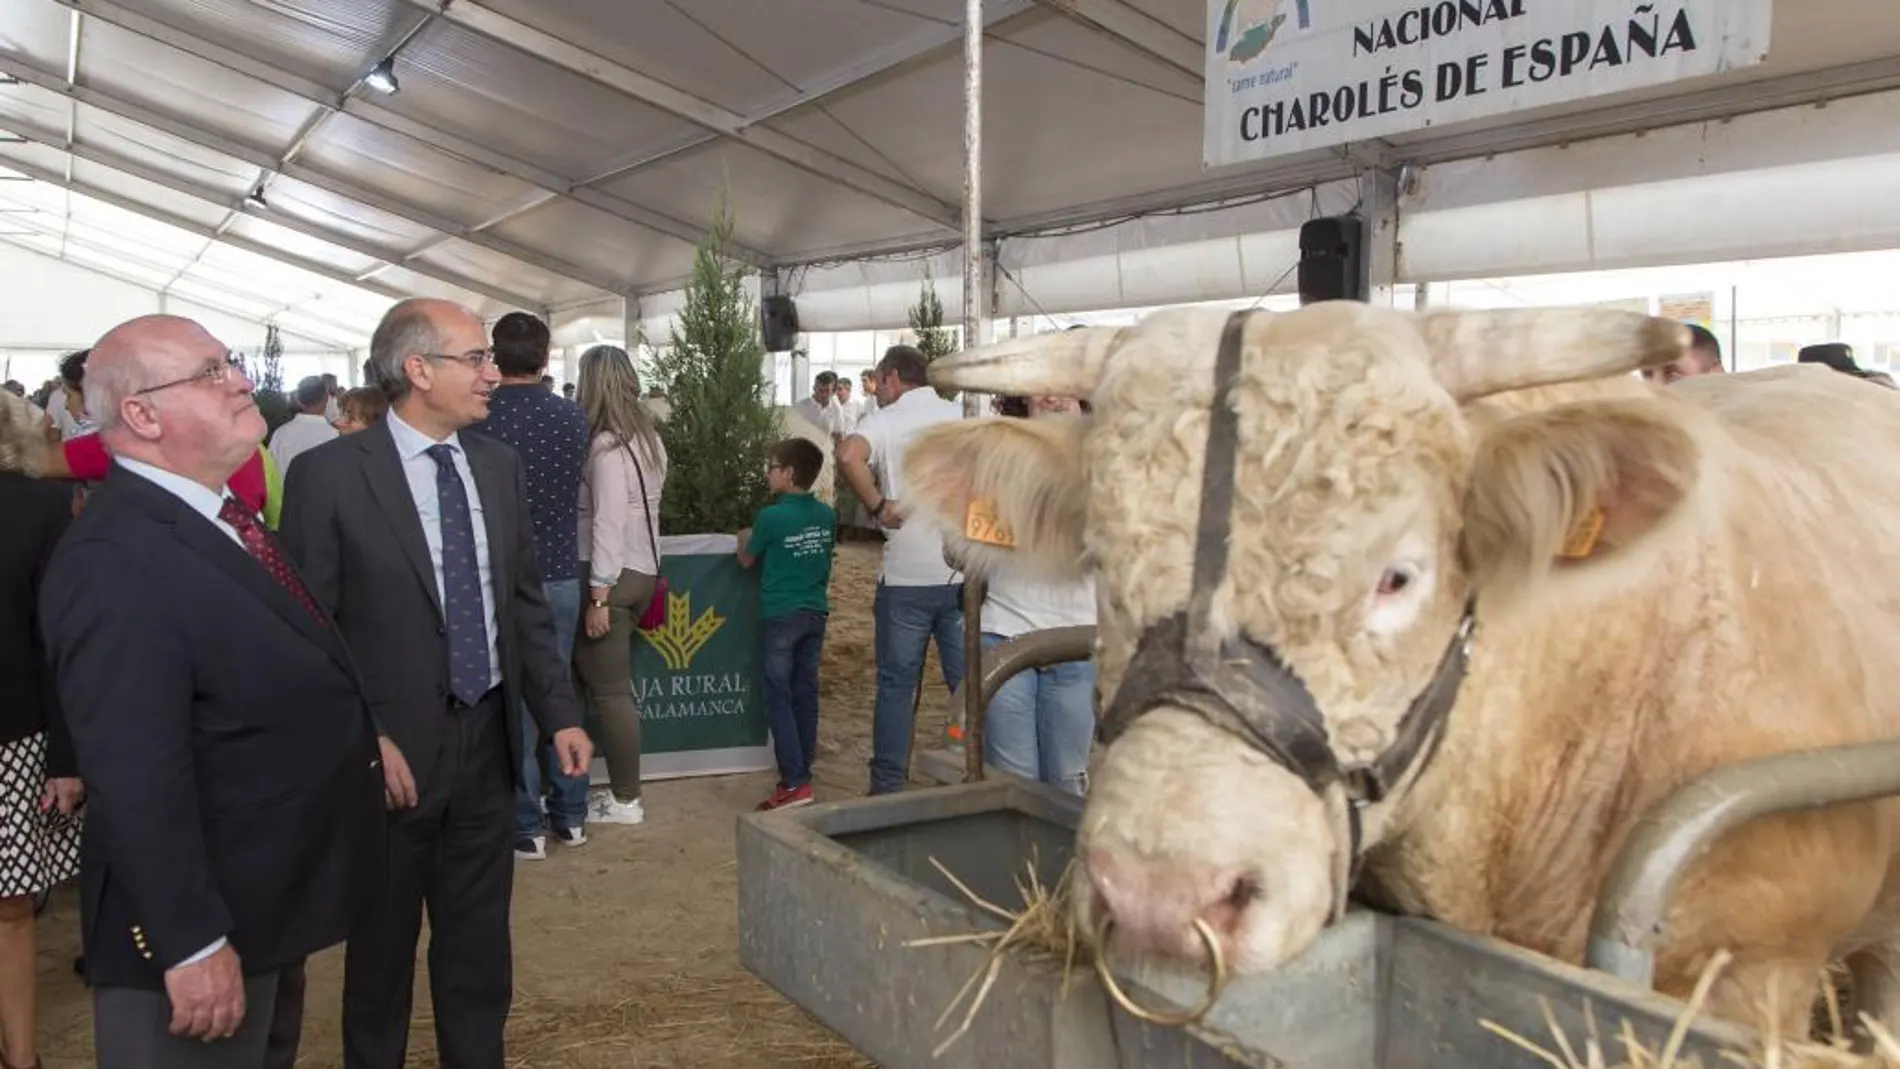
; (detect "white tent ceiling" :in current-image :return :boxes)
[1,0,1898,334]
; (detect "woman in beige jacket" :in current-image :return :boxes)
[574,345,667,825]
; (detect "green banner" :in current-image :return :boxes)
[585,533,774,781]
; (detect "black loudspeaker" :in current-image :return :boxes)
[1298,215,1367,305]
[760,295,799,352]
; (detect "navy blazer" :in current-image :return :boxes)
[38,465,384,989]
[278,417,582,796]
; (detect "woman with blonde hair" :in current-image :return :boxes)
[0,391,83,1069]
[574,345,667,825]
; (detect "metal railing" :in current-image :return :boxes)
[1586,738,1900,987]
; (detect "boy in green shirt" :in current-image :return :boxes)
[737,438,837,811]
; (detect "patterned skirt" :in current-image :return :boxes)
[0,731,82,899]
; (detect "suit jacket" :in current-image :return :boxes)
[278,416,582,795]
[37,465,384,989]
[0,473,76,768]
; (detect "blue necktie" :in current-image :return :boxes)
[427,444,490,707]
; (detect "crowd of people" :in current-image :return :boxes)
[0,296,716,1068]
[0,292,1120,1069]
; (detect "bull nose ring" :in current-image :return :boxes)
[1092,914,1230,1027]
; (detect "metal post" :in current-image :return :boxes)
[961,0,990,416]
[1359,167,1400,308]
[957,0,991,781]
[961,575,988,782]
[1728,284,1739,372]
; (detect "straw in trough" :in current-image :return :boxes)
[905,853,1093,1058]
[1481,949,1900,1069]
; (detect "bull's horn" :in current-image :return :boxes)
[1418,308,1690,401]
[925,327,1123,399]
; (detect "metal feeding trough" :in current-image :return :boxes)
[736,777,1750,1068]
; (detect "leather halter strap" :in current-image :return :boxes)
[1097,309,1475,923]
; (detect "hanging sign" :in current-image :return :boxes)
[1657,292,1715,329]
[1204,1,1775,168]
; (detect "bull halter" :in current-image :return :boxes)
[1097,308,1477,930]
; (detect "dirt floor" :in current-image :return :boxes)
[32,540,954,1068]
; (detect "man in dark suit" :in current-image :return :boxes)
[38,315,384,1068]
[279,297,592,1069]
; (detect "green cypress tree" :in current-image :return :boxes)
[908,271,961,400]
[649,198,779,535]
[252,324,294,435]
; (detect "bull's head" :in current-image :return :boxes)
[900,301,1697,981]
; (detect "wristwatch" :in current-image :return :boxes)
[589,596,610,609]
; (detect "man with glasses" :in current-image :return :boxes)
[39,315,384,1068]
[279,298,591,1069]
[7,350,285,526]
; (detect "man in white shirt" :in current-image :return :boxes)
[837,345,967,794]
[792,370,843,437]
[267,376,338,471]
[830,376,862,437]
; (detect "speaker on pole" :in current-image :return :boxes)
[760,295,800,353]
[1298,215,1367,305]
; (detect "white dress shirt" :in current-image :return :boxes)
[268,411,338,472]
[851,386,965,586]
[112,455,241,966]
[792,395,844,437]
[384,408,503,692]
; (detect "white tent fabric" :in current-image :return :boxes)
[1,0,1897,338]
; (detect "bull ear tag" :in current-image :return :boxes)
[1559,506,1606,560]
[964,498,1017,548]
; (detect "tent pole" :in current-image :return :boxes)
[959,0,991,783]
[961,0,990,404]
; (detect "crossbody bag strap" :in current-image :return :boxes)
[622,437,661,572]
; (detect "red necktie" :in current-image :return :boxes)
[218,497,326,623]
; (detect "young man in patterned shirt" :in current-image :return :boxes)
[465,311,593,859]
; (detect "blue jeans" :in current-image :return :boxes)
[869,582,966,795]
[515,577,589,836]
[761,611,827,789]
[979,632,1095,795]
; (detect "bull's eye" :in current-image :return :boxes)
[1376,566,1415,597]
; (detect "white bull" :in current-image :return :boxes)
[898,301,1900,1036]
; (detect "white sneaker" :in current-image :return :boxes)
[514,835,547,860]
[590,792,646,825]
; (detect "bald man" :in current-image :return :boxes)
[37,315,383,1068]
[279,298,590,1069]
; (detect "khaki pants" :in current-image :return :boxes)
[573,567,656,803]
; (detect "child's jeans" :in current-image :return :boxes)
[762,610,828,788]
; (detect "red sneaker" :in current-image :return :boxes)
[756,783,814,812]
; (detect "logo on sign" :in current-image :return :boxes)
[1214,0,1312,67]
[638,591,725,671]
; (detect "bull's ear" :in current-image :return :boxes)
[1462,400,1700,601]
[900,415,1090,582]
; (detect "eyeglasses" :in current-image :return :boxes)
[419,349,495,370]
[134,352,242,396]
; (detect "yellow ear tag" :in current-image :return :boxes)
[1559,506,1606,560]
[964,498,1017,548]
